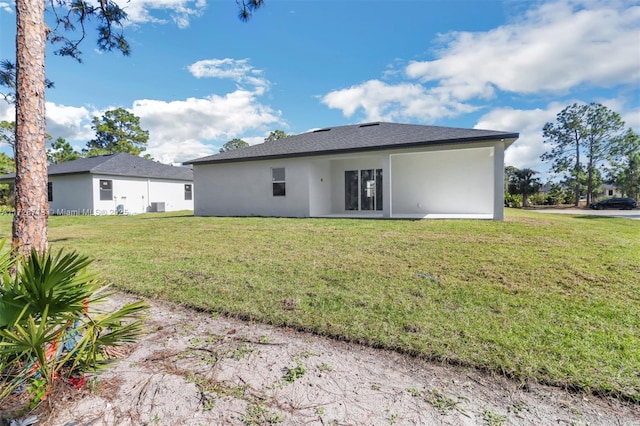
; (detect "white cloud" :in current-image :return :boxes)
[244,136,267,146]
[38,87,282,164]
[132,90,281,163]
[320,0,639,124]
[475,104,564,174]
[321,79,478,123]
[3,0,207,29]
[35,54,281,164]
[188,58,270,95]
[0,102,12,122]
[45,103,94,142]
[116,0,207,29]
[3,102,92,147]
[0,103,92,154]
[622,107,640,130]
[406,0,639,99]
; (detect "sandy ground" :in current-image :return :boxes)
[9,292,640,426]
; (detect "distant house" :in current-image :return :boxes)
[185,122,519,220]
[0,153,193,215]
[601,184,622,198]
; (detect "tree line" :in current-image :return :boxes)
[1,107,149,167]
[507,103,639,207]
[219,129,289,153]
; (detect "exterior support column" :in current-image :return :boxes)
[383,154,392,218]
[493,141,505,221]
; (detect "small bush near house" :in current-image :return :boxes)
[504,192,522,207]
[529,192,552,206]
[543,194,560,205]
[0,240,148,414]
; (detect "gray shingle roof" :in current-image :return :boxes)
[185,122,519,165]
[0,153,193,181]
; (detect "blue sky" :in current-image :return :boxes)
[0,0,638,180]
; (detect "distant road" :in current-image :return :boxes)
[532,208,640,220]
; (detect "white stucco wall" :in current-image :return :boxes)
[390,147,495,215]
[50,175,193,215]
[91,175,193,214]
[92,176,147,214]
[193,159,311,217]
[48,174,94,214]
[308,159,332,217]
[193,142,504,219]
[148,179,194,212]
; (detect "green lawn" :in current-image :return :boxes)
[2,209,638,401]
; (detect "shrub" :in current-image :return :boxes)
[504,192,522,208]
[0,240,148,409]
[529,193,546,206]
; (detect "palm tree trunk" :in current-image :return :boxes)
[12,0,48,255]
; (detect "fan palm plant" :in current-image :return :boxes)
[0,239,148,408]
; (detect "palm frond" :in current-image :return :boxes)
[0,246,149,409]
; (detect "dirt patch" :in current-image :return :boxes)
[6,292,639,425]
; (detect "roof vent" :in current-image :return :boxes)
[313,128,331,133]
[359,123,380,128]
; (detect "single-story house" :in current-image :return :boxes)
[0,153,194,215]
[185,122,519,220]
[601,184,622,198]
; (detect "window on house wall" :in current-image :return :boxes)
[185,184,192,200]
[272,167,285,196]
[47,182,53,202]
[100,179,113,201]
[608,189,613,196]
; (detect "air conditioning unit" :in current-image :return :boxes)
[149,202,165,213]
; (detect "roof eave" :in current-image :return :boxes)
[89,171,193,181]
[1,171,192,181]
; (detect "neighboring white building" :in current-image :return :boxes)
[601,184,623,198]
[1,153,194,215]
[185,122,519,220]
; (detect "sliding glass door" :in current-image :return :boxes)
[345,170,359,210]
[345,169,383,211]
